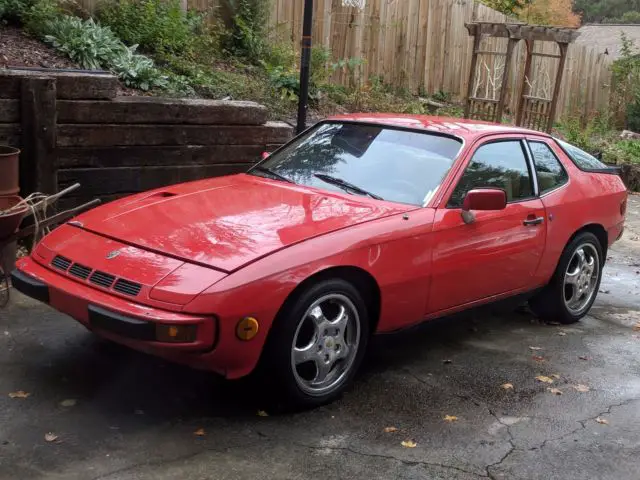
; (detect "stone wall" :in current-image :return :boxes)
[0,69,293,208]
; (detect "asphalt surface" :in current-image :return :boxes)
[1,196,639,480]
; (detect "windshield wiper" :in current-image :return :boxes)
[253,166,294,184]
[313,173,384,201]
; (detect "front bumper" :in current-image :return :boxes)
[12,256,217,354]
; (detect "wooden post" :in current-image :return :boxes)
[547,43,569,133]
[515,39,534,127]
[464,34,482,119]
[20,76,57,195]
[495,38,518,124]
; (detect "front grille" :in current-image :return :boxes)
[113,279,142,297]
[51,255,72,271]
[69,263,92,280]
[89,270,116,288]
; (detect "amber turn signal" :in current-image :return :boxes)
[236,317,259,341]
[156,324,197,343]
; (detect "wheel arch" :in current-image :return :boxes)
[278,266,382,334]
[569,223,608,261]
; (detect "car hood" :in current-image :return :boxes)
[75,174,412,272]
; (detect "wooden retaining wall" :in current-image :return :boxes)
[0,69,293,208]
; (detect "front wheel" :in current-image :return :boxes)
[529,231,604,324]
[257,278,370,410]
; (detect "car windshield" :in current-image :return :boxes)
[251,122,463,206]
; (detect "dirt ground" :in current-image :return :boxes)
[0,196,639,480]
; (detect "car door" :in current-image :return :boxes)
[426,136,547,315]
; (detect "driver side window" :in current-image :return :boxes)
[448,140,533,208]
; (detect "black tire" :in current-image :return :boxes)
[256,278,370,411]
[529,231,604,324]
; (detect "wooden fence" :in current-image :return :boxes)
[77,0,613,121]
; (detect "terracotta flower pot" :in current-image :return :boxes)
[0,146,20,197]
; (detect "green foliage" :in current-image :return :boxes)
[607,140,640,164]
[43,15,166,90]
[557,113,640,166]
[221,0,270,63]
[97,0,217,59]
[479,0,531,15]
[0,0,29,23]
[573,0,640,23]
[604,11,640,24]
[611,34,640,130]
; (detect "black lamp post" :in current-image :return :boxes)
[296,0,314,134]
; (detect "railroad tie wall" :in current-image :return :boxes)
[0,69,293,209]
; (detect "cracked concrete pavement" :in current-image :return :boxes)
[1,195,639,480]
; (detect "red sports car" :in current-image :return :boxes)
[12,115,628,408]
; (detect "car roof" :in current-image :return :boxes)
[327,113,550,142]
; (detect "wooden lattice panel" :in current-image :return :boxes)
[520,96,552,131]
[467,98,499,122]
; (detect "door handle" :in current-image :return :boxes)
[523,216,544,226]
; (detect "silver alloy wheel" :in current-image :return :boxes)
[563,243,600,315]
[291,293,361,396]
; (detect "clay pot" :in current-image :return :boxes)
[0,196,27,240]
[0,146,20,196]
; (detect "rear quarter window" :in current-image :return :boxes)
[554,138,608,171]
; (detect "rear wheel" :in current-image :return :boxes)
[258,278,370,410]
[529,231,603,324]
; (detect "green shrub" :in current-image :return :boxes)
[44,15,166,90]
[97,0,215,58]
[627,92,640,132]
[44,16,122,68]
[0,0,30,23]
[221,0,270,63]
[606,140,640,165]
[23,0,60,34]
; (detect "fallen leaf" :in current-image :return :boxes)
[8,391,30,399]
[600,289,610,294]
[44,432,58,443]
[443,415,458,422]
[633,322,640,332]
[59,399,76,408]
[442,359,452,364]
[547,387,563,395]
[193,428,206,436]
[578,356,589,361]
[501,383,514,390]
[532,355,545,362]
[257,410,269,417]
[383,426,398,433]
[401,440,417,448]
[558,331,567,336]
[536,375,554,384]
[596,417,609,425]
[529,346,542,351]
[551,374,561,379]
[573,384,590,393]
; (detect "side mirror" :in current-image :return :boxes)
[461,188,507,224]
[261,152,270,160]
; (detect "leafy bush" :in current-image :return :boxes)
[97,0,217,59]
[221,0,270,63]
[611,34,640,129]
[607,140,640,165]
[628,92,640,133]
[0,0,31,23]
[44,15,166,90]
[44,16,123,68]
